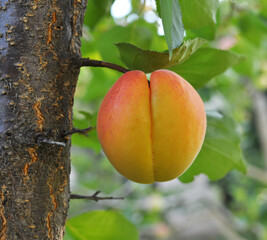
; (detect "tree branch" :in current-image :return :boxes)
[78,58,130,73]
[70,191,124,202]
[62,127,95,137]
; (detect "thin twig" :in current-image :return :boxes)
[78,58,130,73]
[62,127,95,137]
[70,191,124,202]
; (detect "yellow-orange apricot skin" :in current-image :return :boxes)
[96,70,206,184]
[96,71,154,184]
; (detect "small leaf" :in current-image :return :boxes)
[78,111,93,121]
[160,0,184,58]
[179,111,246,183]
[116,38,206,73]
[66,210,138,240]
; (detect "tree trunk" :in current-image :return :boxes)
[0,0,87,239]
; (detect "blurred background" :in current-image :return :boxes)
[67,0,267,239]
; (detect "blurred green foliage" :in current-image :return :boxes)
[65,0,267,239]
[66,210,138,240]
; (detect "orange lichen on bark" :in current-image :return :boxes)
[46,145,64,239]
[0,189,7,240]
[47,210,52,238]
[23,147,39,177]
[56,147,68,192]
[56,113,64,121]
[47,11,57,44]
[23,163,29,176]
[58,168,68,192]
[73,0,78,27]
[70,0,80,51]
[38,56,48,70]
[64,82,70,87]
[28,147,38,163]
[68,109,72,124]
[33,101,44,131]
[48,185,57,209]
[47,184,57,239]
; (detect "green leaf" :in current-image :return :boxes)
[179,0,219,40]
[155,0,161,17]
[179,111,246,183]
[171,48,244,88]
[186,26,216,41]
[179,0,218,29]
[71,130,101,153]
[238,12,267,46]
[84,0,115,30]
[117,42,243,88]
[66,211,138,240]
[155,0,219,40]
[160,0,184,58]
[116,38,206,72]
[96,19,157,65]
[78,111,93,122]
[231,38,259,78]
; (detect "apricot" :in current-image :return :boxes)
[97,70,206,184]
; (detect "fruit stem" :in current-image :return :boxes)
[77,58,130,73]
[61,127,95,137]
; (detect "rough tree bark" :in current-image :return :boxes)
[0,0,87,239]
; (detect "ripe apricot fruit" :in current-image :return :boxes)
[97,70,206,184]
